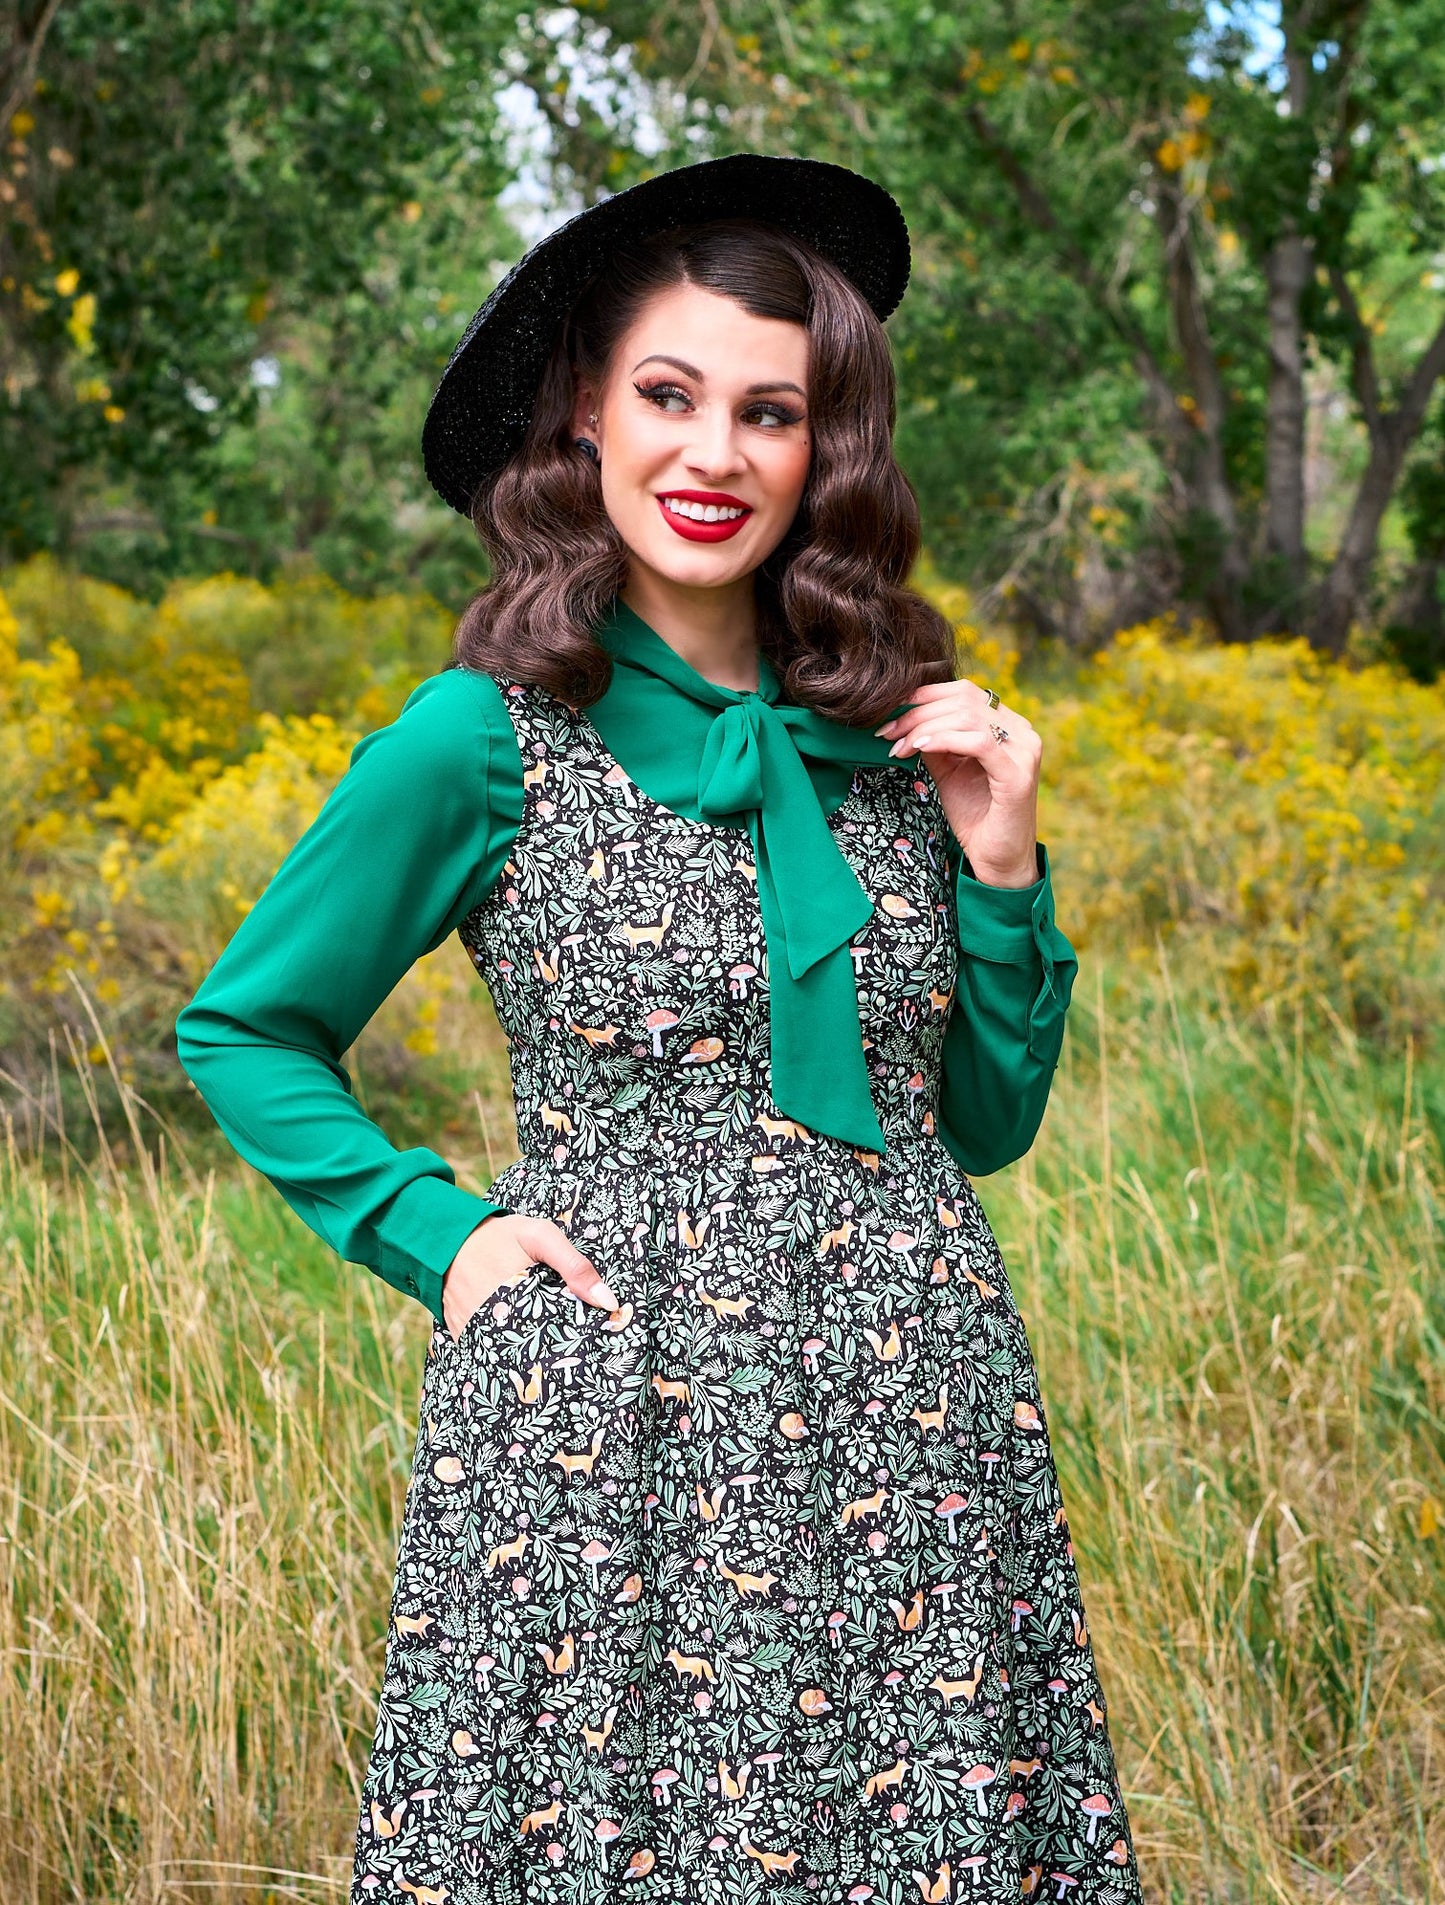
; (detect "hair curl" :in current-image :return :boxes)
[452,218,952,726]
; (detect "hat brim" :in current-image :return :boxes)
[421,153,911,517]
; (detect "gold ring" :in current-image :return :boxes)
[983,686,1001,709]
[989,721,1010,745]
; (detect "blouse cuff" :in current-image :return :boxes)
[954,843,1069,1061]
[955,843,1055,961]
[375,1177,506,1324]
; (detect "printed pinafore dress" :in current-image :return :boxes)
[350,680,1144,1905]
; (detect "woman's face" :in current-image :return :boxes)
[574,281,812,593]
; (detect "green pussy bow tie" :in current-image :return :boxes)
[595,600,905,1153]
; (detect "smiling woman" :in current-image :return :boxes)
[174,154,1143,1905]
[587,285,812,591]
[570,276,816,687]
[454,217,952,723]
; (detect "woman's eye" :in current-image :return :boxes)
[635,381,691,412]
[745,402,805,429]
[632,381,804,428]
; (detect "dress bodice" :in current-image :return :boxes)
[459,680,960,1177]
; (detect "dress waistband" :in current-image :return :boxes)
[496,1121,957,1217]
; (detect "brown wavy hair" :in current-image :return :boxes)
[452,218,952,726]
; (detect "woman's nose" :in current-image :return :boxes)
[683,410,745,481]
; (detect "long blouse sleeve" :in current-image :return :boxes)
[935,842,1079,1177]
[173,666,525,1324]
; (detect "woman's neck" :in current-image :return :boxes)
[620,570,761,693]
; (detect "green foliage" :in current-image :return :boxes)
[9,0,1445,635]
[543,0,1445,643]
[0,0,513,597]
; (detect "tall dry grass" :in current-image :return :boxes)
[0,954,1439,1901]
[0,988,430,1902]
[996,957,1444,1902]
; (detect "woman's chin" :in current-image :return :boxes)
[625,526,774,592]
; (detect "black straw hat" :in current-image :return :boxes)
[421,153,911,517]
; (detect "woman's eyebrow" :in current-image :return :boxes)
[632,353,702,378]
[631,352,807,400]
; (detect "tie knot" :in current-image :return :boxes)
[697,699,768,822]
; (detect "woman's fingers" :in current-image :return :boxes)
[519,1217,618,1310]
[444,1215,618,1340]
[886,678,979,710]
[880,693,1032,754]
[891,725,1042,783]
[876,677,1021,737]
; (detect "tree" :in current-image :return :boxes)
[533,0,1445,649]
[0,0,515,590]
[1385,420,1445,679]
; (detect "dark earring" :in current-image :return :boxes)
[574,435,600,465]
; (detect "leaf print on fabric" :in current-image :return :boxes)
[350,679,1144,1904]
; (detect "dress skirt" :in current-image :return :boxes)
[349,679,1144,1904]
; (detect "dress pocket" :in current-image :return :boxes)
[454,1259,547,1353]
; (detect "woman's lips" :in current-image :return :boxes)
[656,491,754,543]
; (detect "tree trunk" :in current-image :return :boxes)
[1262,229,1311,623]
[1157,186,1249,641]
[1384,557,1445,681]
[1313,439,1405,653]
[1257,17,1315,630]
[1312,310,1445,654]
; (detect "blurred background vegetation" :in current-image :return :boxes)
[1,2,1443,1901]
[7,0,1445,667]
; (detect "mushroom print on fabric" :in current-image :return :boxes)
[350,680,1144,1905]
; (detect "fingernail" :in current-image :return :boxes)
[887,738,909,757]
[595,1283,619,1310]
[913,734,932,749]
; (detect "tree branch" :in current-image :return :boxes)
[1396,308,1445,448]
[1156,184,1229,444]
[1329,264,1384,441]
[678,0,721,92]
[0,0,65,136]
[963,100,1188,448]
[1312,302,1445,651]
[1318,3,1373,220]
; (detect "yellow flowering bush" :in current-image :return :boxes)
[0,594,98,862]
[1031,621,1445,1036]
[142,709,360,979]
[0,558,445,1081]
[3,563,1441,1107]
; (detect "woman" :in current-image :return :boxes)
[175,155,1142,1904]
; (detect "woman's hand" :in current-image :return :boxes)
[442,1213,618,1343]
[877,678,1042,889]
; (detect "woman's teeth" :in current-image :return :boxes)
[662,498,747,522]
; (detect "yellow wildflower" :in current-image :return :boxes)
[67,291,97,354]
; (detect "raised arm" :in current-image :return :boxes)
[935,844,1078,1177]
[173,666,524,1322]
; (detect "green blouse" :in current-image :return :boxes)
[174,602,1078,1325]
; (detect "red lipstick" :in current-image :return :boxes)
[656,489,754,543]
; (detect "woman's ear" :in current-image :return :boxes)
[570,378,600,442]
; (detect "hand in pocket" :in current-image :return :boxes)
[442,1213,618,1343]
